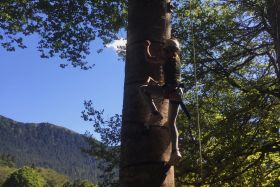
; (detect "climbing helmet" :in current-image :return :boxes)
[164,38,180,51]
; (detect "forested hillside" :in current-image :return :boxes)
[0,158,69,187]
[0,115,100,183]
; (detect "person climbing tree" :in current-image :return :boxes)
[139,38,183,165]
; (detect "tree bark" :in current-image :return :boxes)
[120,0,174,186]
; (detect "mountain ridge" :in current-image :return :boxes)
[0,115,78,134]
[0,115,100,183]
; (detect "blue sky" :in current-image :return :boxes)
[0,35,125,135]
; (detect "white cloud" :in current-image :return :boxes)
[106,38,127,51]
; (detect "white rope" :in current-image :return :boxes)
[275,0,280,62]
[189,0,203,179]
[275,0,279,42]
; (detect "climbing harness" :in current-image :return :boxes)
[178,101,191,120]
[169,84,192,120]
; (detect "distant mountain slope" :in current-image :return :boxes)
[0,115,100,183]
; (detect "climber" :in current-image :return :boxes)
[139,38,183,165]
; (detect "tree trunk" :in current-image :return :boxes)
[120,0,174,186]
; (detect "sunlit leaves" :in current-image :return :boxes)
[0,0,127,69]
[81,100,120,187]
[173,0,280,186]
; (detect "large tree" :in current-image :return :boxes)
[1,0,280,186]
[1,0,176,186]
[120,0,176,186]
[172,0,280,186]
[84,0,280,186]
[2,166,46,187]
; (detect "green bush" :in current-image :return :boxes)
[2,166,46,187]
[63,179,98,187]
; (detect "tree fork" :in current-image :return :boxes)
[120,0,174,186]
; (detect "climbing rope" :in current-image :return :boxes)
[275,0,279,39]
[189,0,203,179]
[275,0,280,63]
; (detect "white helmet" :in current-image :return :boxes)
[164,38,180,51]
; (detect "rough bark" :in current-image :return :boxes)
[120,0,174,186]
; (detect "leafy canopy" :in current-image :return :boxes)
[63,179,98,187]
[172,0,280,186]
[82,0,279,186]
[0,0,127,69]
[2,166,46,187]
[1,0,279,186]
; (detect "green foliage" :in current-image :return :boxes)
[0,165,16,186]
[0,159,72,187]
[0,0,127,69]
[0,166,15,185]
[172,0,280,186]
[0,154,15,168]
[0,116,100,184]
[63,179,98,187]
[82,100,120,187]
[1,0,279,186]
[2,166,46,187]
[35,167,69,187]
[82,0,279,186]
[0,154,17,185]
